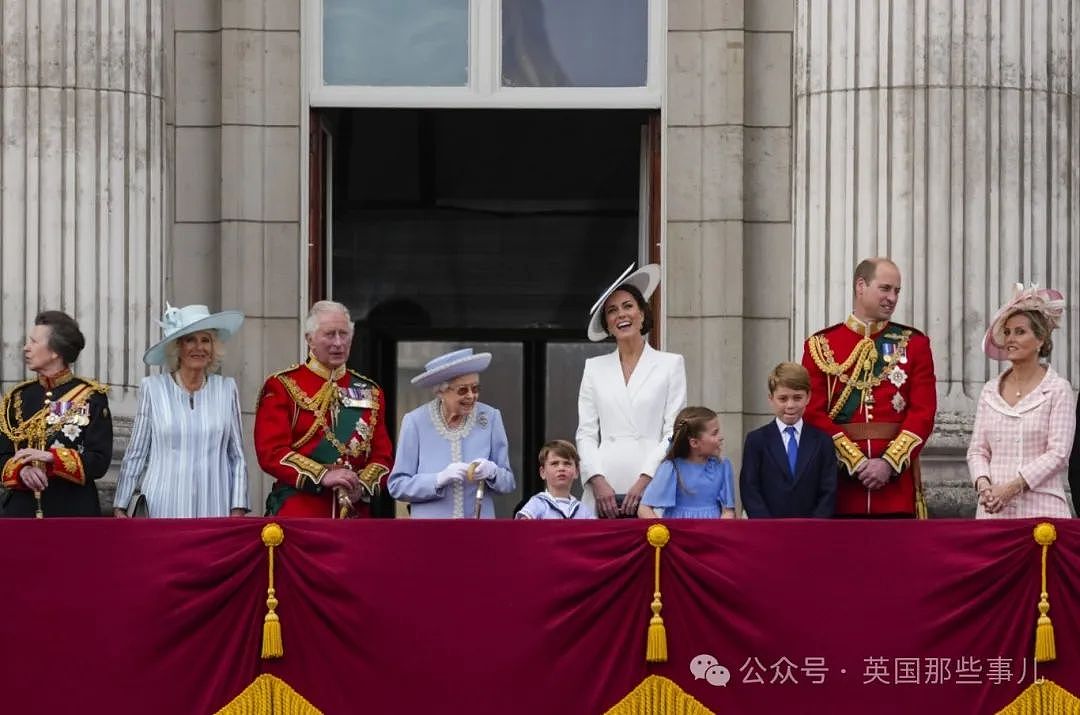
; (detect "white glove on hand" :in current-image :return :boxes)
[473,459,498,481]
[435,462,468,488]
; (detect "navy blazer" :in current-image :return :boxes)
[740,420,837,518]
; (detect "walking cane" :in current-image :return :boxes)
[467,461,485,519]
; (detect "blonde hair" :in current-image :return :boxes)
[768,362,810,394]
[164,330,224,373]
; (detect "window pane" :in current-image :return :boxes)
[501,0,648,87]
[323,0,469,86]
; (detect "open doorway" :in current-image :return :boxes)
[312,108,659,515]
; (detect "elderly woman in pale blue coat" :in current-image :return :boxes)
[389,349,515,518]
[113,304,249,518]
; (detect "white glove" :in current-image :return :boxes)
[473,459,498,481]
[435,462,468,488]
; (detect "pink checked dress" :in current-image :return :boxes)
[967,365,1076,519]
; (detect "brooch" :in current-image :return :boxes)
[892,393,907,413]
[888,367,908,388]
[477,412,489,428]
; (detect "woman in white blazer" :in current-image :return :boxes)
[576,264,687,517]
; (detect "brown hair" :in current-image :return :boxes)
[602,283,654,337]
[663,406,720,495]
[538,439,580,468]
[768,361,811,394]
[34,310,85,365]
[852,257,897,294]
[1004,309,1054,358]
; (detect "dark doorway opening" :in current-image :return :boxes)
[317,108,656,515]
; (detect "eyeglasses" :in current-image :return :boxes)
[450,383,480,397]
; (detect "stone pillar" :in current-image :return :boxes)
[0,0,165,395]
[169,0,302,510]
[666,0,748,451]
[667,0,797,476]
[793,0,1080,505]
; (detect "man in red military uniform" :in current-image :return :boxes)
[255,301,393,517]
[801,258,937,517]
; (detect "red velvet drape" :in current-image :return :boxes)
[1,518,1077,714]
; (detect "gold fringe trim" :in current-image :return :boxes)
[1033,523,1057,663]
[604,675,714,715]
[261,523,285,659]
[645,524,670,663]
[995,679,1080,715]
[214,674,323,715]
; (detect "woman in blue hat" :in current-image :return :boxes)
[113,304,249,518]
[388,348,516,518]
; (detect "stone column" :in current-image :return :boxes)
[0,0,165,395]
[793,1,1079,490]
[169,0,302,510]
[667,0,798,477]
[666,0,748,449]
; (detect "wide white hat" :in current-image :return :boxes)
[143,303,245,366]
[411,348,493,388]
[586,263,661,342]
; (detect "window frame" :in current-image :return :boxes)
[307,0,664,109]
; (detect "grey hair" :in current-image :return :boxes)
[431,381,450,396]
[164,330,224,373]
[304,300,353,337]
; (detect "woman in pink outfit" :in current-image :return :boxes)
[967,285,1075,519]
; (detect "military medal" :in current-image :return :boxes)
[892,393,907,413]
[888,367,908,388]
[881,342,895,363]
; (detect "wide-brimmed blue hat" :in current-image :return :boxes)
[411,348,492,388]
[143,303,245,366]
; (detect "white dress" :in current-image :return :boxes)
[114,373,249,517]
[575,344,687,508]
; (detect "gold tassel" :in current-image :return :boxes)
[645,524,671,663]
[915,491,928,520]
[1033,522,1057,663]
[261,523,285,659]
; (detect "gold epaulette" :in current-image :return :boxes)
[267,364,302,381]
[256,364,301,408]
[885,321,925,337]
[810,322,843,338]
[346,369,380,389]
[74,377,110,395]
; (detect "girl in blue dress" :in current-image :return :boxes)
[638,406,736,519]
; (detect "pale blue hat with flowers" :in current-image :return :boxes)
[143,303,245,366]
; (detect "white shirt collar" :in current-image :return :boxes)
[775,418,804,438]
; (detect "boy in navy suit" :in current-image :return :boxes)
[740,362,837,518]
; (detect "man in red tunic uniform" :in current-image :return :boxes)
[255,301,393,517]
[801,258,937,517]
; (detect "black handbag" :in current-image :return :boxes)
[126,491,149,518]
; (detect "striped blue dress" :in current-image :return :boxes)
[114,373,249,517]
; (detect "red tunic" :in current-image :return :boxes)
[801,315,937,516]
[254,357,393,517]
